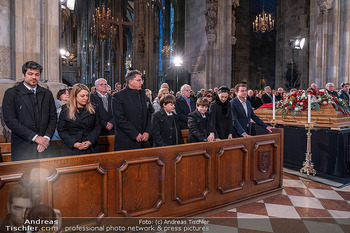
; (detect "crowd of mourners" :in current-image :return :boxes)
[2,61,349,161]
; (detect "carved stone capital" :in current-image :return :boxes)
[317,0,333,12]
[231,36,237,45]
[232,0,239,8]
[207,33,216,44]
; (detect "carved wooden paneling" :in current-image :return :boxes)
[46,163,107,218]
[217,144,248,194]
[117,157,165,216]
[252,140,278,185]
[173,149,211,205]
[0,174,30,217]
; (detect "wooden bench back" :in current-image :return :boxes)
[0,129,283,218]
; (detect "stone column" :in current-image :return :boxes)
[338,0,350,84]
[0,0,14,102]
[42,0,65,94]
[318,0,333,86]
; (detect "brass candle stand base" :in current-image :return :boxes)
[300,124,316,176]
[270,119,277,127]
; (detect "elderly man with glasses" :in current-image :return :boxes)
[90,78,114,136]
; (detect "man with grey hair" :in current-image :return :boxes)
[90,78,114,135]
[160,82,169,90]
[325,82,339,98]
[112,70,152,150]
[175,84,196,129]
[262,86,273,103]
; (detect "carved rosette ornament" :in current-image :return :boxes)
[205,0,218,44]
[317,0,333,12]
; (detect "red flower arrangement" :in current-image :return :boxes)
[276,89,350,115]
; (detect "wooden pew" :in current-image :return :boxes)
[0,128,283,218]
[0,131,189,162]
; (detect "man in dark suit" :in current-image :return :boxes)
[112,70,152,151]
[262,86,273,103]
[339,82,350,105]
[2,61,57,160]
[175,84,196,129]
[231,84,274,137]
[90,78,114,135]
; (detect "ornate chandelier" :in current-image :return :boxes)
[91,3,116,40]
[162,45,173,57]
[252,7,274,33]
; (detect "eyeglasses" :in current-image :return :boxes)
[206,95,212,98]
[134,79,144,83]
[99,84,108,86]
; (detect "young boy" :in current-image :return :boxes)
[151,94,183,146]
[187,97,215,143]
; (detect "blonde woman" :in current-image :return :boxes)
[58,83,102,156]
[152,87,169,112]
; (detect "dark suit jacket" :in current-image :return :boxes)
[327,90,340,98]
[112,86,152,151]
[187,109,215,143]
[262,93,272,103]
[175,96,196,129]
[2,82,57,161]
[58,105,102,156]
[230,97,268,136]
[151,108,183,146]
[90,91,114,135]
[339,90,350,104]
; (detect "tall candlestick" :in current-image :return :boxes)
[273,94,276,121]
[308,95,311,124]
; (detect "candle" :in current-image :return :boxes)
[308,95,311,124]
[273,94,276,121]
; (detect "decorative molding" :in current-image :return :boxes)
[232,0,239,8]
[252,140,278,185]
[217,144,247,194]
[173,149,211,205]
[46,163,107,218]
[117,157,165,216]
[205,0,218,44]
[232,10,237,45]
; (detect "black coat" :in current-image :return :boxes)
[230,97,268,136]
[2,82,57,161]
[151,108,183,146]
[262,93,272,104]
[210,100,234,139]
[339,89,350,104]
[112,86,152,151]
[175,96,196,129]
[187,109,215,143]
[57,105,102,156]
[90,91,114,135]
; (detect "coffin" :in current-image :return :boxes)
[255,104,350,129]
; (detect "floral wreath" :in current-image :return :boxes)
[276,89,350,116]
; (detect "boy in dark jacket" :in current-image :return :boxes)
[187,97,215,143]
[151,94,183,146]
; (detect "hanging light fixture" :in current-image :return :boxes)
[91,3,116,40]
[252,6,274,33]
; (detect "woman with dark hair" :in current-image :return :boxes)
[52,88,70,139]
[203,89,214,104]
[210,86,234,139]
[58,83,102,156]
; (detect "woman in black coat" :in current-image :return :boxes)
[58,83,102,156]
[210,86,234,139]
[151,95,183,146]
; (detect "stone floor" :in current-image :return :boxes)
[206,173,350,233]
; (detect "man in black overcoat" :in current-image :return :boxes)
[112,70,152,151]
[2,61,57,161]
[262,86,273,104]
[175,84,196,129]
[90,78,114,135]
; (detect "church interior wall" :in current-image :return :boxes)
[275,0,310,90]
